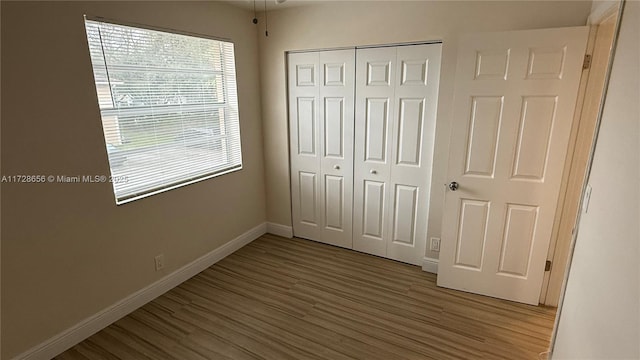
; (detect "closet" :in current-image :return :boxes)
[288,43,442,265]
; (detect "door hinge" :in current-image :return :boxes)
[583,54,592,70]
[545,260,552,271]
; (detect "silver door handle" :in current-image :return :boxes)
[370,169,377,174]
[334,165,340,170]
[448,181,459,191]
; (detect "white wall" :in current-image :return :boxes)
[258,1,592,259]
[553,1,639,358]
[1,2,265,358]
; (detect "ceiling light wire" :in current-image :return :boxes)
[264,0,269,37]
[252,0,258,24]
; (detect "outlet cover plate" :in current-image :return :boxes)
[430,237,441,252]
[154,254,165,271]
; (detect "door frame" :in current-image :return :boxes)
[549,0,625,351]
[540,0,622,306]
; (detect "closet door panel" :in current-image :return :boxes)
[353,47,397,257]
[289,49,355,248]
[289,52,322,241]
[319,49,355,248]
[387,44,442,265]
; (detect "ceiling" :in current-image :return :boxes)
[223,0,317,12]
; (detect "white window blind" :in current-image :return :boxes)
[84,18,242,204]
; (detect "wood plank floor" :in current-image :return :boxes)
[56,234,556,360]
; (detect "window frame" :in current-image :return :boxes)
[84,15,243,205]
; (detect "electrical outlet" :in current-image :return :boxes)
[430,237,441,252]
[154,254,165,271]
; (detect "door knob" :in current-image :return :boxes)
[448,181,459,191]
[370,169,377,175]
[334,165,340,170]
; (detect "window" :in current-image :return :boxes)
[84,18,242,204]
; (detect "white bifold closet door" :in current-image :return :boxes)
[353,44,442,265]
[288,49,355,249]
[288,44,441,265]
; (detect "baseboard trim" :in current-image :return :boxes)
[266,222,293,238]
[422,257,439,274]
[12,222,268,360]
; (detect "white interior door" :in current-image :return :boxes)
[288,49,355,248]
[353,44,442,265]
[438,27,588,304]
